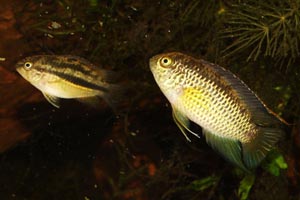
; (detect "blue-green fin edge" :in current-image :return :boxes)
[204,127,283,171]
[203,129,250,172]
[199,60,284,170]
[242,126,284,169]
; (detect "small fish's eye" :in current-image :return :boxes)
[160,57,173,68]
[24,62,32,69]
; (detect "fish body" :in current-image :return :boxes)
[150,52,284,171]
[16,55,122,109]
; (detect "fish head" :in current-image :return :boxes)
[16,56,44,82]
[149,52,195,104]
[15,55,56,92]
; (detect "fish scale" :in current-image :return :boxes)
[178,71,254,143]
[150,52,284,171]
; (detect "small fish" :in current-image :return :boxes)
[16,55,123,109]
[150,52,284,171]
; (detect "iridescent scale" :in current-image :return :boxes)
[176,66,256,143]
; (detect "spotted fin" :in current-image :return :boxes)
[43,93,60,108]
[204,61,284,169]
[203,129,250,172]
[172,107,200,142]
[242,126,284,169]
[207,62,283,126]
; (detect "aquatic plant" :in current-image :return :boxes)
[1,0,298,200]
[222,0,300,66]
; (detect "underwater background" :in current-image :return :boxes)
[0,0,299,199]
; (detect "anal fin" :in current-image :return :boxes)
[77,96,101,109]
[203,129,250,172]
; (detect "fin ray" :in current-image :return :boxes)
[206,62,284,125]
[203,129,250,172]
[172,107,201,142]
[100,83,125,113]
[77,96,102,109]
[43,93,60,108]
[242,126,284,169]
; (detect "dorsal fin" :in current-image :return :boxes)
[201,60,283,126]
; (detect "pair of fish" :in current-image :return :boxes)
[16,52,284,171]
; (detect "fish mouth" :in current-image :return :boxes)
[15,67,27,81]
[15,61,25,74]
[15,61,22,69]
[149,58,155,70]
[15,65,23,74]
[149,55,160,72]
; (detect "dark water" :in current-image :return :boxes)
[0,1,299,199]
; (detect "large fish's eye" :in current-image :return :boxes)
[160,57,173,68]
[24,62,33,70]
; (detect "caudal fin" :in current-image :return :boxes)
[204,124,284,171]
[242,126,284,169]
[77,83,126,113]
[102,83,127,113]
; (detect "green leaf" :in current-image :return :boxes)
[262,150,288,176]
[189,175,220,191]
[238,174,256,200]
[88,0,98,7]
[274,155,288,169]
[265,155,288,176]
[265,162,280,176]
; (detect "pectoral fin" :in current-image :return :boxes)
[43,93,60,108]
[203,129,250,172]
[172,107,200,142]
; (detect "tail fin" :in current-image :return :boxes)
[101,83,127,113]
[242,126,284,169]
[77,83,126,113]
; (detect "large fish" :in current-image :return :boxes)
[149,52,284,171]
[16,55,123,109]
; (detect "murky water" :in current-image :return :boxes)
[0,1,299,200]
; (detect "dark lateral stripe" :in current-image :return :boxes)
[42,56,98,77]
[34,65,91,82]
[54,61,92,74]
[47,70,108,92]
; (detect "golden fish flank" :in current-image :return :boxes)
[16,55,122,109]
[150,52,284,171]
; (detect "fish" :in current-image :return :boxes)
[149,52,284,171]
[15,55,123,110]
